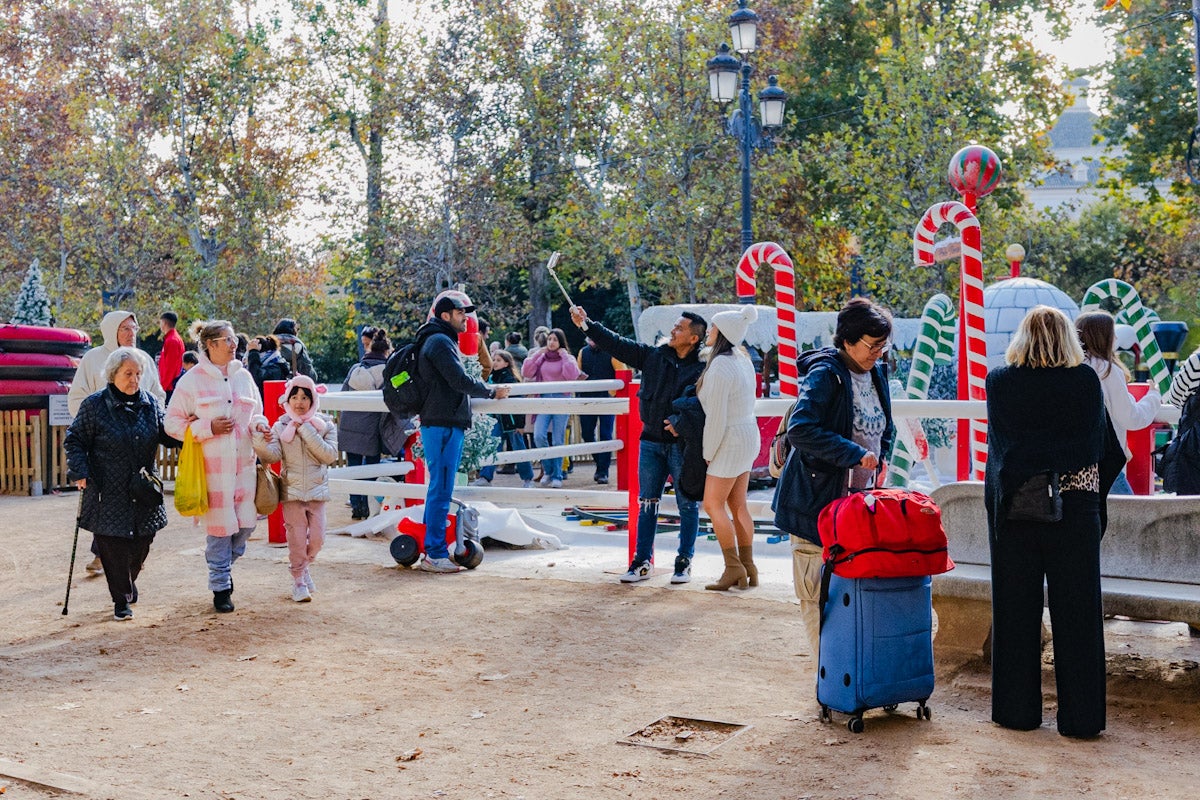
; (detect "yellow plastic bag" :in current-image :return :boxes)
[174,427,209,517]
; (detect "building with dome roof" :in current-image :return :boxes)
[1026,78,1106,215]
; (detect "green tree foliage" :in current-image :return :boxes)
[801,6,1066,314]
[1097,0,1199,192]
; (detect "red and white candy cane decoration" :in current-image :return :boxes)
[735,242,798,397]
[914,201,988,479]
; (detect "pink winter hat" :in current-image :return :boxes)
[280,374,325,410]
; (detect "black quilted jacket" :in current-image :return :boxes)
[64,386,170,538]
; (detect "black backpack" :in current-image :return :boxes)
[382,332,431,418]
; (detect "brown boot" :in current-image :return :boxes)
[738,542,758,587]
[705,548,748,591]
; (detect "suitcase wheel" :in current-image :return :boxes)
[847,716,864,734]
[918,702,931,720]
[819,705,832,723]
[884,704,898,713]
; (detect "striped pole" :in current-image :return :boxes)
[736,242,799,397]
[1080,279,1170,395]
[888,293,956,487]
[914,201,988,480]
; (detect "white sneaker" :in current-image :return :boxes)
[470,477,490,487]
[538,474,552,486]
[292,583,312,602]
[670,557,692,584]
[522,480,535,488]
[302,568,316,593]
[620,560,653,583]
[550,478,563,488]
[418,555,462,574]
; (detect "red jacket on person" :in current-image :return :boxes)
[159,327,185,391]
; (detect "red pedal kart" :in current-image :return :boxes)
[389,498,484,570]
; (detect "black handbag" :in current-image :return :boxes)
[1006,471,1062,523]
[130,467,164,507]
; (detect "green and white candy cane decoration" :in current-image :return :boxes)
[887,293,957,487]
[1080,279,1170,395]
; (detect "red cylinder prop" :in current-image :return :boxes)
[263,380,287,544]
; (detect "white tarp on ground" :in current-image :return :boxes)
[636,304,922,353]
[330,501,563,550]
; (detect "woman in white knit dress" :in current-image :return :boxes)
[698,306,761,590]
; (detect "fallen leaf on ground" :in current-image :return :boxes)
[396,748,422,762]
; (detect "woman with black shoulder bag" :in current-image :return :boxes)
[985,305,1124,739]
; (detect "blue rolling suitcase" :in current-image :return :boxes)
[817,573,935,733]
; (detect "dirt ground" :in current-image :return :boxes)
[3,491,1200,800]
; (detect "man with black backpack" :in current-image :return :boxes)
[413,291,511,573]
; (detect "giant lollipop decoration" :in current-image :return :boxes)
[948,145,1003,211]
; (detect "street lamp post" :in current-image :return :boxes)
[706,0,788,253]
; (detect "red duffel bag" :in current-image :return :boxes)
[818,488,955,578]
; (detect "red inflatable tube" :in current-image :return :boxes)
[0,353,79,382]
[0,324,90,357]
[0,379,71,410]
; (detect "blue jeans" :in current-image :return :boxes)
[421,426,464,560]
[1109,469,1133,495]
[634,440,699,566]
[345,452,381,515]
[534,403,569,480]
[579,413,615,479]
[205,527,254,591]
[480,422,534,481]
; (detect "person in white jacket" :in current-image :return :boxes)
[1076,311,1160,494]
[66,310,165,576]
[697,306,759,590]
[68,311,165,415]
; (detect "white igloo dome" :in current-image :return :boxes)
[981,277,1080,369]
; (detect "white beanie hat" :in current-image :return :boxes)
[711,306,757,346]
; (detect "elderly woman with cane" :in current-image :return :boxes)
[64,348,173,620]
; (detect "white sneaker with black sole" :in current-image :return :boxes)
[620,560,653,583]
[670,557,692,584]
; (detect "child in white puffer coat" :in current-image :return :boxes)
[253,375,339,602]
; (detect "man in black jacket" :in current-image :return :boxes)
[417,292,511,573]
[570,305,706,584]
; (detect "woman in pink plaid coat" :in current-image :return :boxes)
[165,320,268,613]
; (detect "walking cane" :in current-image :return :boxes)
[62,491,84,616]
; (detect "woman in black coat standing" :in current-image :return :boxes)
[985,305,1122,738]
[64,348,171,621]
[338,328,392,519]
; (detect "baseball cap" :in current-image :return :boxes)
[432,291,476,316]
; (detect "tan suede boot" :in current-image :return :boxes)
[705,548,749,591]
[738,542,758,587]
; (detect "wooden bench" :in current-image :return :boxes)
[929,482,1200,653]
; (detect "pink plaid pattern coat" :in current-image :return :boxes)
[165,353,263,537]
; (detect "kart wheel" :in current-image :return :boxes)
[454,538,484,570]
[389,534,420,566]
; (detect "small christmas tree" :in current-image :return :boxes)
[11,260,53,326]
